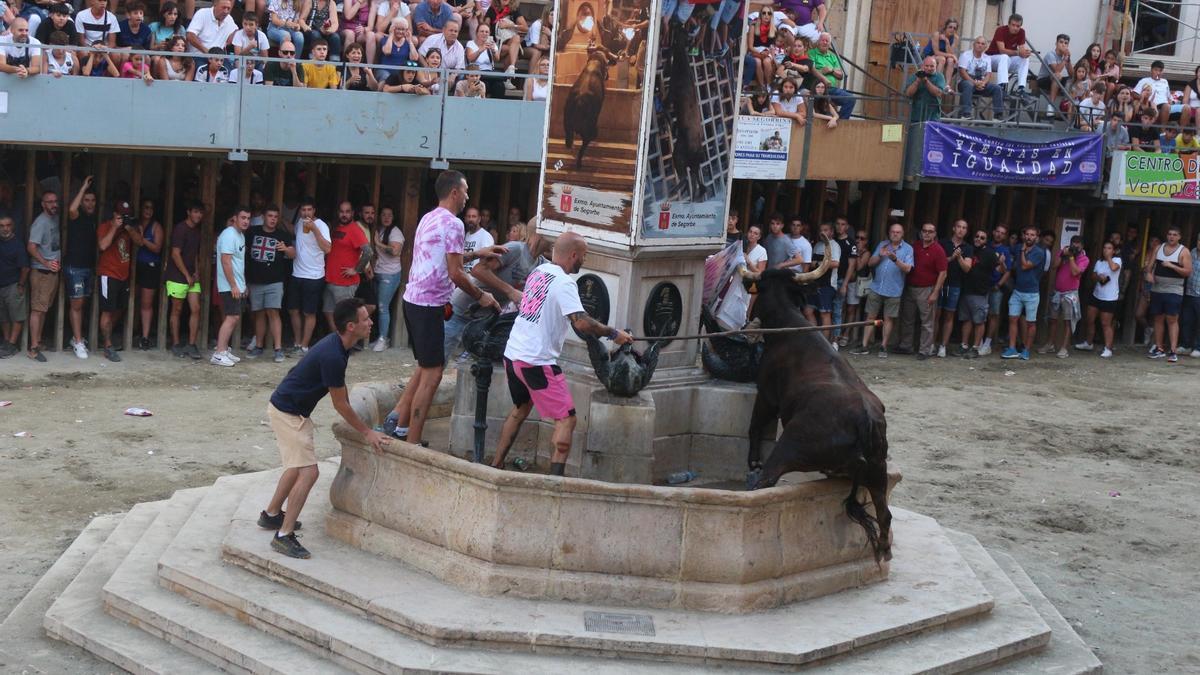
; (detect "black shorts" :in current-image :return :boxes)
[99,276,129,313]
[355,277,378,305]
[1091,298,1119,315]
[403,299,446,368]
[288,276,325,315]
[135,260,161,290]
[219,291,244,316]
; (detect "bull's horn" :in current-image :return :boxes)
[737,263,761,280]
[792,248,833,283]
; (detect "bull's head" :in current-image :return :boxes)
[737,234,834,294]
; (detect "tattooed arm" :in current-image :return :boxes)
[568,312,633,345]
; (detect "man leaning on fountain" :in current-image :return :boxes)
[491,232,632,476]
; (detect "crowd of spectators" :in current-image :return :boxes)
[0,176,535,363]
[0,0,550,99]
[724,213,1200,365]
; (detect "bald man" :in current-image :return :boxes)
[0,19,43,79]
[493,232,632,476]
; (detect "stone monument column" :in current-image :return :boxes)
[451,0,751,481]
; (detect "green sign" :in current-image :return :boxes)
[1108,150,1200,202]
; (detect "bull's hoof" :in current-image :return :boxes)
[745,469,763,491]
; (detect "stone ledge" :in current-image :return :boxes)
[226,474,995,667]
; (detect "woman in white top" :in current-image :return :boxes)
[372,205,405,351]
[467,22,502,98]
[524,4,552,71]
[154,35,195,82]
[523,55,549,101]
[418,47,442,94]
[42,34,77,77]
[1182,65,1200,128]
[770,77,806,127]
[1075,240,1122,358]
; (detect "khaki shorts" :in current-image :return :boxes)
[29,269,59,313]
[267,402,318,469]
[865,289,901,318]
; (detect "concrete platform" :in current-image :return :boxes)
[15,463,1101,674]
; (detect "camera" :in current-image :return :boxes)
[916,70,928,78]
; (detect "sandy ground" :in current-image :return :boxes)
[1,344,1198,673]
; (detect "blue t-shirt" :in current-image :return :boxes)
[1011,244,1046,293]
[870,240,913,298]
[269,332,350,417]
[378,36,412,67]
[990,242,1013,286]
[216,226,246,293]
[0,235,30,287]
[117,19,153,49]
[411,1,454,32]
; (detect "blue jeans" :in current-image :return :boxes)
[958,79,1004,117]
[828,86,856,119]
[1179,295,1200,349]
[374,271,402,340]
[443,311,470,362]
[267,25,305,54]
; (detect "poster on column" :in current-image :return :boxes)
[921,122,1104,186]
[640,0,747,240]
[1107,150,1200,203]
[732,115,791,180]
[539,0,653,237]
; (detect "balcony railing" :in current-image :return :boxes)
[0,46,548,164]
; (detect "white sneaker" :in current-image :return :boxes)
[1100,347,1113,359]
[210,351,235,367]
[936,344,946,358]
[372,337,388,352]
[503,64,517,90]
[71,338,89,359]
[1190,349,1200,358]
[976,344,991,356]
[1056,348,1069,359]
[1074,341,1093,351]
[831,341,840,352]
[1036,343,1056,355]
[226,350,241,363]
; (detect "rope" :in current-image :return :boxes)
[630,320,883,342]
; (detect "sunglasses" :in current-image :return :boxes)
[280,50,295,55]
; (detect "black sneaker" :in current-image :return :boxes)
[187,344,202,360]
[257,510,302,531]
[271,532,311,559]
[103,346,122,362]
[171,343,185,358]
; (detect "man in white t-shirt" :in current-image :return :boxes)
[186,0,237,53]
[228,13,269,58]
[1135,60,1173,126]
[492,232,632,476]
[461,206,494,272]
[0,19,42,77]
[74,0,119,47]
[957,36,1004,118]
[212,206,250,367]
[418,16,464,70]
[287,197,331,352]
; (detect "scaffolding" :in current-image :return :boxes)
[1111,0,1200,71]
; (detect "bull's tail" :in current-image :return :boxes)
[843,455,880,557]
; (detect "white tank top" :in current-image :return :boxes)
[164,57,187,81]
[529,77,549,101]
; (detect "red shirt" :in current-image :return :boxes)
[97,220,132,281]
[986,26,1026,56]
[908,240,947,287]
[324,221,369,286]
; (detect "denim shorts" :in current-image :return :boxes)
[1008,290,1040,321]
[65,267,93,300]
[1149,291,1183,317]
[988,287,1006,315]
[939,285,961,312]
[814,285,837,313]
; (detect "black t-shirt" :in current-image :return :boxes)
[245,225,294,285]
[36,20,79,45]
[264,61,304,87]
[1133,123,1159,147]
[342,64,372,91]
[726,231,742,245]
[269,332,350,417]
[940,238,973,287]
[66,212,98,269]
[963,245,997,296]
[836,236,857,284]
[164,222,201,283]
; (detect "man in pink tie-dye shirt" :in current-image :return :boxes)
[383,170,503,445]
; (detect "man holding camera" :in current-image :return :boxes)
[905,56,949,122]
[96,201,134,362]
[1041,235,1089,359]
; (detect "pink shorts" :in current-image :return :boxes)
[505,358,576,420]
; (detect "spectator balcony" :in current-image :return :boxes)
[0,49,548,166]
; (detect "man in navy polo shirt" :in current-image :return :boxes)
[1002,225,1047,360]
[259,297,387,559]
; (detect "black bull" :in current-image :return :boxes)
[741,256,893,562]
[563,49,609,169]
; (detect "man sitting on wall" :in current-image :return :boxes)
[985,13,1032,95]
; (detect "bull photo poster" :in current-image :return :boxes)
[539,0,652,237]
[640,0,746,241]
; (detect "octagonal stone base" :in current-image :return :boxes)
[328,384,900,613]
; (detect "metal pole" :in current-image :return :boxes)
[469,358,493,463]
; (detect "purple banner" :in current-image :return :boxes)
[921,122,1103,186]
